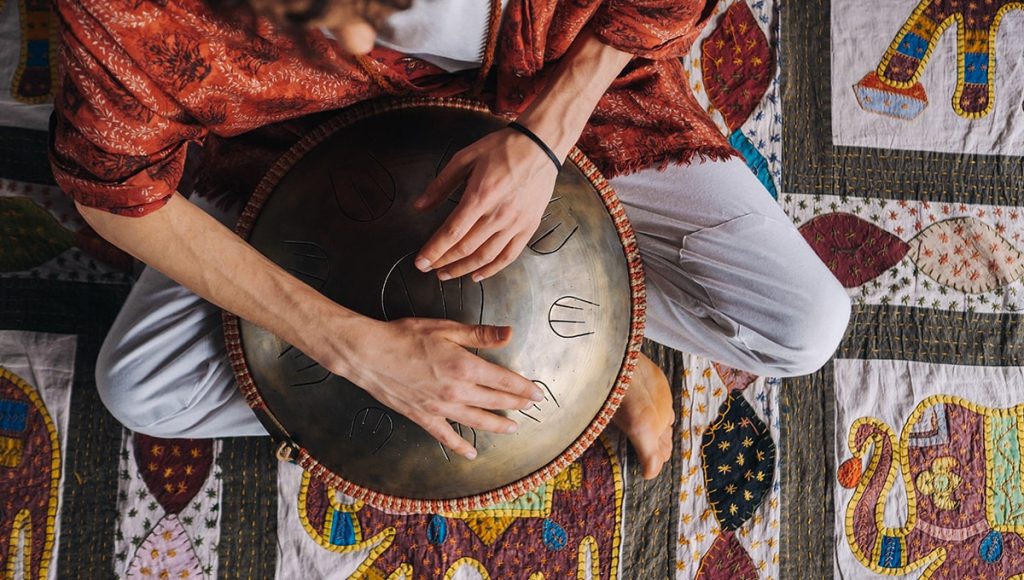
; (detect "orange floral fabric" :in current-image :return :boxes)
[50,0,733,216]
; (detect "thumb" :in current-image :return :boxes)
[450,324,513,349]
[414,154,470,211]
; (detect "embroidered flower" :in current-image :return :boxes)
[915,456,962,511]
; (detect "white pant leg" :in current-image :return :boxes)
[95,196,268,438]
[609,158,851,377]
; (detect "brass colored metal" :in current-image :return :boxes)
[237,104,632,500]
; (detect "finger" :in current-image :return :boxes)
[418,414,478,460]
[437,230,513,281]
[414,152,471,211]
[450,381,537,411]
[443,404,520,435]
[468,233,529,281]
[415,202,482,273]
[431,221,505,275]
[443,323,513,349]
[469,358,545,402]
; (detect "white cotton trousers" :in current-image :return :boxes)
[95,157,851,438]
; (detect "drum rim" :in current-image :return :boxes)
[222,96,647,514]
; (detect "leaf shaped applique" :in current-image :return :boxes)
[701,392,775,531]
[133,434,213,515]
[695,531,758,580]
[908,217,1024,294]
[701,2,774,131]
[712,362,758,392]
[126,514,204,578]
[798,212,910,288]
[0,197,75,272]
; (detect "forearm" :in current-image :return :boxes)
[77,194,366,370]
[515,28,633,160]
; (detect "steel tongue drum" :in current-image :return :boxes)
[223,98,645,514]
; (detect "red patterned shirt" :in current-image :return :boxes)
[50,0,733,216]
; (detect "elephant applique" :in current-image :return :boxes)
[853,0,1024,120]
[838,395,1024,577]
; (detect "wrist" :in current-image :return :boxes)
[287,287,372,376]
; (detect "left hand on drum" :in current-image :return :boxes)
[411,127,559,282]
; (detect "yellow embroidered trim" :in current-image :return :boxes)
[443,557,490,579]
[874,2,1024,119]
[296,471,396,577]
[386,563,413,579]
[528,573,545,580]
[5,509,32,579]
[604,434,623,580]
[11,0,57,105]
[0,367,60,580]
[576,536,600,579]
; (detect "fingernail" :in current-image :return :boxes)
[465,449,477,460]
[531,389,545,402]
[415,258,431,272]
[412,197,424,208]
[506,423,518,434]
[437,271,453,281]
[471,273,483,283]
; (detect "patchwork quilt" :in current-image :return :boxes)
[2,0,1020,577]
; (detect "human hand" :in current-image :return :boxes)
[411,126,560,282]
[328,317,545,459]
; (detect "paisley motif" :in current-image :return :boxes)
[701,2,774,131]
[798,212,910,288]
[125,515,204,579]
[701,392,776,531]
[908,217,1024,294]
[695,531,759,580]
[132,434,213,515]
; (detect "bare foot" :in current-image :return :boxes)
[613,353,674,479]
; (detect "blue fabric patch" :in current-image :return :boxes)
[879,536,902,568]
[980,530,1003,563]
[964,53,989,85]
[542,519,567,551]
[728,130,777,199]
[329,511,356,546]
[26,40,49,67]
[427,514,448,545]
[852,84,928,120]
[0,399,28,433]
[897,33,929,59]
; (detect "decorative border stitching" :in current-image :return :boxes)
[222,96,646,514]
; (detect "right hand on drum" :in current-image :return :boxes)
[326,318,545,459]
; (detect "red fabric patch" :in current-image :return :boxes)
[712,362,758,392]
[133,434,213,515]
[701,2,774,132]
[695,531,758,579]
[799,212,910,288]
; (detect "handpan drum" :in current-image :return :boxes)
[223,98,645,513]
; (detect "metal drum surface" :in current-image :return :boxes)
[224,98,645,513]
